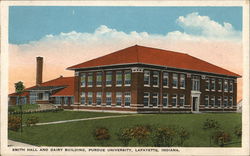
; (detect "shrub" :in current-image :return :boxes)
[8,115,21,131]
[25,116,39,127]
[151,126,176,147]
[8,107,15,113]
[234,125,242,140]
[212,130,232,147]
[178,127,190,146]
[93,127,110,141]
[130,125,152,145]
[117,128,133,146]
[203,119,221,146]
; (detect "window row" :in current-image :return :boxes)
[205,78,233,92]
[80,70,131,87]
[144,70,186,89]
[204,95,233,108]
[80,92,131,107]
[143,92,185,107]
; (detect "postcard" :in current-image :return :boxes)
[1,0,249,155]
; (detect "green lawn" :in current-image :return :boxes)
[9,104,40,112]
[11,110,130,123]
[8,112,241,147]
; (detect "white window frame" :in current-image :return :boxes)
[205,95,209,108]
[218,79,222,92]
[124,70,131,86]
[152,93,158,107]
[87,73,93,87]
[205,78,210,91]
[172,94,177,107]
[96,92,102,106]
[162,93,168,107]
[116,71,123,87]
[217,96,222,107]
[211,78,216,91]
[96,72,102,87]
[144,70,150,87]
[152,71,159,87]
[106,92,112,106]
[192,76,200,91]
[180,74,186,89]
[224,80,228,92]
[106,71,112,87]
[172,73,178,89]
[179,94,185,107]
[143,92,150,107]
[116,92,122,107]
[124,92,131,107]
[163,72,169,88]
[210,96,215,108]
[80,73,86,87]
[87,92,93,105]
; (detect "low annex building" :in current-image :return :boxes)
[9,45,240,113]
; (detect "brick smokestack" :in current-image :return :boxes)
[36,56,43,85]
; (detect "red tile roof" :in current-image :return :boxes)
[9,76,75,97]
[67,45,240,77]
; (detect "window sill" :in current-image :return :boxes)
[144,85,150,87]
[163,86,169,88]
[96,85,102,87]
[153,85,159,87]
[106,85,112,87]
[172,87,178,89]
[180,87,185,89]
[124,84,131,87]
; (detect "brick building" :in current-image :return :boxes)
[9,45,240,113]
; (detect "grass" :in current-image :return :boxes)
[10,110,130,123]
[9,104,40,112]
[8,112,242,147]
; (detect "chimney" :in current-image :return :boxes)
[36,56,43,85]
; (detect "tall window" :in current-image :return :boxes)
[152,71,159,87]
[55,97,61,105]
[192,76,200,91]
[106,71,112,87]
[179,94,185,107]
[180,74,186,89]
[106,92,112,106]
[116,71,122,86]
[223,96,228,107]
[210,96,215,107]
[163,93,168,107]
[124,70,131,86]
[124,92,131,107]
[87,92,93,105]
[211,79,216,91]
[143,92,150,107]
[172,73,178,88]
[218,79,222,91]
[87,73,93,87]
[163,72,169,87]
[144,70,150,86]
[205,95,209,107]
[152,93,158,107]
[96,72,102,87]
[172,94,177,107]
[81,92,85,104]
[96,92,102,105]
[64,97,69,105]
[116,92,122,106]
[217,96,222,107]
[205,78,210,91]
[229,96,233,107]
[80,73,86,87]
[30,92,37,104]
[229,81,233,92]
[224,80,228,92]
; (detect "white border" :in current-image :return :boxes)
[1,1,249,156]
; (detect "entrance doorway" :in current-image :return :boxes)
[192,97,198,111]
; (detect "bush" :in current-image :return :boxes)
[8,115,21,131]
[130,125,152,145]
[234,125,242,140]
[178,127,190,146]
[93,127,110,141]
[151,126,176,147]
[212,130,232,147]
[117,128,133,146]
[25,116,39,127]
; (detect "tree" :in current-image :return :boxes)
[15,81,25,132]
